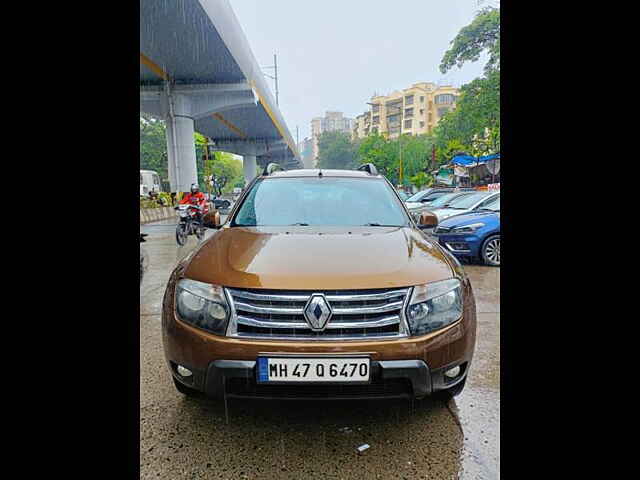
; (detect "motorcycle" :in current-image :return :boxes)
[175,204,205,246]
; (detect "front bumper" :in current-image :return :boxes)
[171,358,469,400]
[162,271,477,400]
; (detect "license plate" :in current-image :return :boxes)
[257,357,370,383]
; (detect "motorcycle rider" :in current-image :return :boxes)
[179,183,209,224]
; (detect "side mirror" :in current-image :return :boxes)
[417,211,438,230]
[202,210,222,229]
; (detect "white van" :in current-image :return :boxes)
[140,170,162,196]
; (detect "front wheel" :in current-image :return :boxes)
[195,224,205,240]
[481,234,500,266]
[176,223,187,246]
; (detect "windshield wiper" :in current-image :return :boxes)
[289,222,310,226]
[362,223,401,227]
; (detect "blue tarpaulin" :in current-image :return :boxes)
[451,153,500,167]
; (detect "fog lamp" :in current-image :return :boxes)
[177,365,192,377]
[444,366,461,378]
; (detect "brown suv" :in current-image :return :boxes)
[162,165,476,400]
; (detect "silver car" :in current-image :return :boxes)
[433,191,500,222]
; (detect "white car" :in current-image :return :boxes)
[434,191,500,221]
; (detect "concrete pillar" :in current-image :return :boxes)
[165,94,198,193]
[243,155,257,184]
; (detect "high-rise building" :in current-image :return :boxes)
[353,82,459,140]
[297,137,314,169]
[310,111,354,165]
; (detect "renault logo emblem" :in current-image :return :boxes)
[303,294,332,331]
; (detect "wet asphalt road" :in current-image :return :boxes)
[140,219,499,479]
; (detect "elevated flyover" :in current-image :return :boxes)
[140,0,302,191]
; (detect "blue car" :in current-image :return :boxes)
[432,196,500,266]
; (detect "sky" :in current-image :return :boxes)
[230,0,489,143]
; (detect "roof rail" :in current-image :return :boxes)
[263,163,283,176]
[357,163,378,175]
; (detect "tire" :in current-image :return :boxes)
[173,378,200,397]
[222,201,230,209]
[481,234,500,266]
[195,225,205,241]
[436,376,467,401]
[176,223,187,246]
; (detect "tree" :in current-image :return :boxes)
[207,153,243,196]
[317,131,359,170]
[358,133,435,186]
[140,115,168,185]
[439,6,500,76]
[434,6,500,157]
[433,70,499,155]
[410,172,433,190]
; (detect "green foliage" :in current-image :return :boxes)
[410,172,433,190]
[206,153,243,196]
[317,131,359,170]
[440,7,500,76]
[358,133,436,186]
[433,70,499,156]
[140,115,168,182]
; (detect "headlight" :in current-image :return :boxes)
[175,279,229,335]
[452,222,485,233]
[406,279,463,336]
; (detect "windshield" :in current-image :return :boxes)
[405,190,429,202]
[428,192,472,208]
[447,192,493,209]
[232,177,409,227]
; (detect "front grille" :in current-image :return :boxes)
[225,377,412,399]
[226,287,411,340]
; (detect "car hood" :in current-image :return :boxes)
[183,226,454,290]
[438,210,500,227]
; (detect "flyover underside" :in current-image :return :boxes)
[140,0,302,191]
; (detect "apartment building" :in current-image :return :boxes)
[353,82,459,139]
[310,111,354,165]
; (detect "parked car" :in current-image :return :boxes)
[433,191,500,222]
[162,164,476,401]
[433,196,500,266]
[205,193,232,210]
[397,191,409,201]
[404,187,475,211]
[407,191,479,217]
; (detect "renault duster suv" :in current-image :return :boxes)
[162,165,476,400]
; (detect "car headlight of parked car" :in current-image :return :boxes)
[451,222,485,233]
[175,279,229,334]
[406,279,463,336]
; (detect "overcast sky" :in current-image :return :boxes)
[230,0,488,142]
